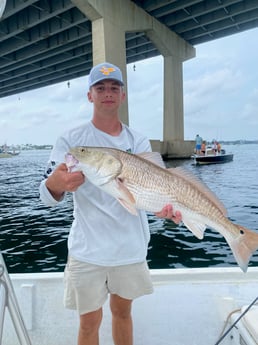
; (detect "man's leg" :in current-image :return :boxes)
[78,308,103,345]
[110,294,133,345]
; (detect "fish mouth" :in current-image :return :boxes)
[65,153,79,172]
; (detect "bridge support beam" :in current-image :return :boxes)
[91,17,128,123]
[71,0,195,152]
[163,56,184,141]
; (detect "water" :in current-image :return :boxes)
[0,145,258,273]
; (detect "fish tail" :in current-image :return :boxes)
[226,225,258,273]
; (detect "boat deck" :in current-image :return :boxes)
[2,267,258,345]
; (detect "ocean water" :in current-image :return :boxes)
[0,144,258,273]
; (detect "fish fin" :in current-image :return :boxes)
[137,152,166,168]
[182,218,206,239]
[225,224,258,273]
[116,178,138,216]
[117,198,138,216]
[168,167,227,216]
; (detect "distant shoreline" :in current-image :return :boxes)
[210,140,258,145]
[5,140,258,151]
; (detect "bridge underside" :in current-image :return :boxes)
[0,0,258,99]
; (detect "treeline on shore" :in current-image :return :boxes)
[218,140,258,145]
[19,144,53,150]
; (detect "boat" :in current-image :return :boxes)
[7,150,20,156]
[0,147,20,158]
[192,147,234,165]
[1,251,258,345]
[0,152,13,158]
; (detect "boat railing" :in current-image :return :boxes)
[0,252,32,345]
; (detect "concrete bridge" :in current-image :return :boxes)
[1,0,258,157]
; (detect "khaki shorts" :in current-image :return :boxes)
[63,256,153,315]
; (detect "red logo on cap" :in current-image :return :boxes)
[100,66,116,75]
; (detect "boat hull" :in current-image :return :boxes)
[0,153,12,158]
[192,153,234,165]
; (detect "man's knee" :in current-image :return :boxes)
[80,308,103,334]
[110,294,132,319]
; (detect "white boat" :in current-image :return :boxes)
[1,254,258,345]
[192,146,234,165]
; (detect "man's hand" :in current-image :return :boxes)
[46,163,85,201]
[155,204,182,224]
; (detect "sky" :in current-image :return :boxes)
[1,27,258,146]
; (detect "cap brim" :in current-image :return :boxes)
[90,78,124,88]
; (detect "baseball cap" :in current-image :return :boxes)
[88,62,124,88]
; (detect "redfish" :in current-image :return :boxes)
[66,146,258,272]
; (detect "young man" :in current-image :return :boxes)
[40,62,181,345]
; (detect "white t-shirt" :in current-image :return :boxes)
[40,121,152,266]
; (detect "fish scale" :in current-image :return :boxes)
[121,163,171,209]
[122,161,213,217]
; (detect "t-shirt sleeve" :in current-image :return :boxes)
[39,136,69,206]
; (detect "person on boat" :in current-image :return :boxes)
[212,140,218,154]
[201,140,206,155]
[39,62,182,345]
[217,141,221,153]
[195,134,203,154]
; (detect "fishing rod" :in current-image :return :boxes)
[214,296,258,345]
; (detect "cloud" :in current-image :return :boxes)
[182,28,258,141]
[126,56,164,138]
[48,76,88,103]
[241,88,258,123]
[184,67,244,123]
